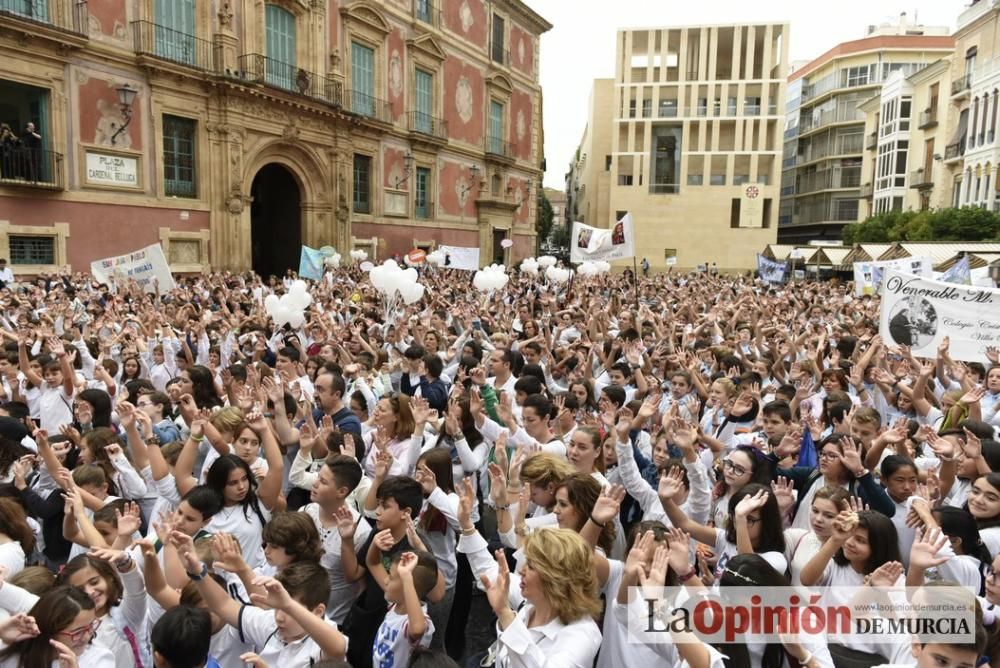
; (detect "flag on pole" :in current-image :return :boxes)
[569,214,636,263]
[940,255,972,285]
[756,254,787,284]
[298,245,325,281]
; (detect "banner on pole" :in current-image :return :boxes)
[91,244,175,293]
[756,254,787,283]
[853,257,933,296]
[299,245,326,281]
[570,214,635,263]
[437,245,481,271]
[880,269,1000,363]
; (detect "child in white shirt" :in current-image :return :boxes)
[372,551,437,668]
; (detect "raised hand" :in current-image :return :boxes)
[591,484,625,526]
[657,465,685,501]
[909,527,949,571]
[0,613,39,644]
[414,462,438,495]
[866,560,903,589]
[771,477,796,516]
[837,437,865,477]
[480,548,511,614]
[210,533,248,573]
[115,502,142,537]
[333,506,358,540]
[734,489,769,519]
[249,576,293,610]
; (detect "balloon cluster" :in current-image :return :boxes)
[369,260,426,321]
[519,257,540,275]
[576,261,611,276]
[473,264,510,293]
[264,280,312,329]
[349,250,368,262]
[545,265,571,285]
[537,256,557,269]
[426,250,446,266]
[323,252,342,269]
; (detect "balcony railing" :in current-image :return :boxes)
[132,21,215,71]
[412,0,439,27]
[406,111,447,140]
[485,135,513,159]
[796,168,862,195]
[649,182,680,194]
[859,182,873,198]
[945,139,966,161]
[0,0,88,34]
[952,73,972,97]
[415,201,434,220]
[909,169,933,189]
[344,89,392,122]
[237,54,343,106]
[865,132,878,150]
[917,109,938,130]
[0,148,62,189]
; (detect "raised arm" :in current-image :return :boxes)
[657,467,718,546]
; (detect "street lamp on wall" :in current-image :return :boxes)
[110,84,137,146]
[393,152,414,188]
[459,163,481,199]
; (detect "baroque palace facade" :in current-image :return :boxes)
[0,0,550,275]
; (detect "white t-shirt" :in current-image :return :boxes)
[301,503,373,624]
[712,528,787,582]
[208,502,272,570]
[37,383,73,431]
[0,541,25,577]
[982,526,1000,560]
[784,529,823,587]
[238,604,341,668]
[371,604,433,668]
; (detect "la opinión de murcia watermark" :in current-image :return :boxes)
[626,586,976,645]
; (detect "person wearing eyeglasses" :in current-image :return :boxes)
[0,585,114,668]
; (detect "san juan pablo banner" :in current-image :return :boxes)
[91,243,176,293]
[879,269,1000,363]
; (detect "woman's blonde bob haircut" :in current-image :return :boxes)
[521,528,601,624]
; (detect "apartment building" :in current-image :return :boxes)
[0,0,550,275]
[857,1,1000,217]
[778,15,952,244]
[568,23,789,271]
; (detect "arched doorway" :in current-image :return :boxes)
[251,163,301,278]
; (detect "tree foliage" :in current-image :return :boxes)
[549,223,571,249]
[841,207,1000,245]
[537,194,555,245]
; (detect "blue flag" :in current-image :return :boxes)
[941,255,971,285]
[298,245,325,281]
[798,428,817,469]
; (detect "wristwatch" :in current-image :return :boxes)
[186,563,209,581]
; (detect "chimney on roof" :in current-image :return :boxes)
[899,11,907,26]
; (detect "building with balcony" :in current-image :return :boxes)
[777,14,952,244]
[0,0,550,275]
[855,1,1000,218]
[568,23,789,271]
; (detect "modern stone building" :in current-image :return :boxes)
[568,23,789,271]
[0,0,550,275]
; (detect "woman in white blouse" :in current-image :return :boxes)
[457,477,601,668]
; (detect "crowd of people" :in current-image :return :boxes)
[0,261,994,668]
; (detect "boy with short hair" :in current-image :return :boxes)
[371,550,438,667]
[179,548,347,667]
[151,605,214,668]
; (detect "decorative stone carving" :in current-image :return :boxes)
[456,177,470,207]
[518,37,526,65]
[218,2,234,28]
[330,48,340,70]
[226,184,246,214]
[516,109,526,141]
[389,51,403,97]
[87,15,101,37]
[282,124,300,141]
[455,76,473,123]
[459,0,473,32]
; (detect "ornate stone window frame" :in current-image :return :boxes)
[408,33,446,120]
[153,108,206,202]
[342,2,391,100]
[485,72,513,141]
[253,0,312,68]
[159,227,210,273]
[0,220,70,275]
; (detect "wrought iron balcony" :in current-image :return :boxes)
[944,139,966,161]
[344,89,392,123]
[407,111,447,141]
[917,110,938,130]
[0,148,63,189]
[491,44,510,66]
[0,0,88,35]
[951,73,972,97]
[859,182,873,198]
[485,135,513,161]
[865,132,878,150]
[132,21,215,71]
[237,54,343,107]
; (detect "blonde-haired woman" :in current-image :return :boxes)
[455,479,602,665]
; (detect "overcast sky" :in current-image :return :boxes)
[524,0,964,190]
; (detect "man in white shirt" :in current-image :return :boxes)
[0,259,14,287]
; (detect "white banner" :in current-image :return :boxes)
[570,214,635,263]
[880,269,1000,363]
[756,254,786,283]
[91,244,176,293]
[854,256,933,296]
[437,245,480,271]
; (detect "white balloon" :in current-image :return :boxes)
[285,290,311,311]
[290,280,308,295]
[271,305,292,327]
[360,261,374,272]
[401,282,425,304]
[288,311,305,329]
[537,255,557,268]
[263,294,279,314]
[401,267,419,284]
